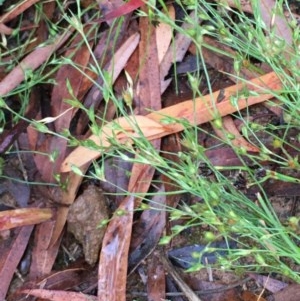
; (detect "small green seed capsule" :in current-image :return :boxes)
[255,253,266,266]
[159,236,172,245]
[213,118,223,129]
[272,138,282,148]
[203,231,216,242]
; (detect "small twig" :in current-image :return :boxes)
[14,142,28,182]
[160,252,203,301]
[126,276,252,298]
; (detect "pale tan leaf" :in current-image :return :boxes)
[160,11,195,93]
[0,29,73,97]
[218,0,252,13]
[0,23,13,35]
[61,115,166,172]
[156,5,175,63]
[258,0,293,45]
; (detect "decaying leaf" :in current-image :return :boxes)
[20,289,97,301]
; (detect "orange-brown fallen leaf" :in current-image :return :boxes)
[43,33,140,247]
[0,226,34,300]
[98,14,162,300]
[61,71,282,172]
[0,0,41,34]
[241,290,267,301]
[29,220,62,279]
[98,195,135,301]
[147,251,166,300]
[0,208,53,231]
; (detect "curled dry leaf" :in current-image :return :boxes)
[61,72,282,173]
[211,115,260,152]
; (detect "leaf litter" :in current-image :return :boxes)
[0,1,299,301]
